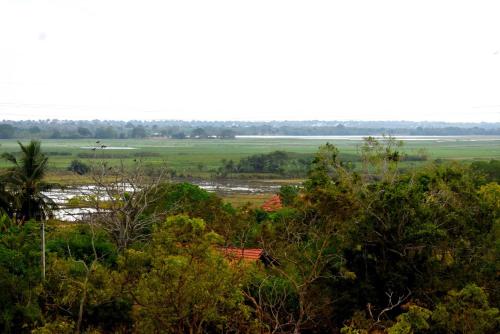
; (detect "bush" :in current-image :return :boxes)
[68,160,90,175]
[471,159,500,182]
[432,284,500,334]
[47,225,118,266]
[279,185,300,206]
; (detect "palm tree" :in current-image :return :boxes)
[1,140,56,222]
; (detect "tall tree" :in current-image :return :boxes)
[0,124,15,139]
[131,125,147,138]
[1,140,56,221]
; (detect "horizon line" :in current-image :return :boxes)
[2,118,499,125]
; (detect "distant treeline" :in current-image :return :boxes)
[1,120,499,139]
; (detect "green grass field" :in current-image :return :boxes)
[0,137,499,180]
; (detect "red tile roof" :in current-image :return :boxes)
[261,194,282,212]
[220,247,264,261]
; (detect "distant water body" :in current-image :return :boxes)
[45,180,283,221]
[236,135,500,141]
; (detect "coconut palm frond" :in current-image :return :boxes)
[1,152,18,166]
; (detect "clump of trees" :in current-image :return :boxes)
[0,124,15,138]
[471,159,500,182]
[0,138,499,333]
[2,119,499,140]
[68,159,90,175]
[218,151,314,177]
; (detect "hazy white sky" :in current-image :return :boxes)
[1,0,500,122]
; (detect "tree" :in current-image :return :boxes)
[77,127,92,137]
[0,124,15,139]
[171,131,186,139]
[148,183,237,241]
[1,140,56,221]
[297,139,499,331]
[83,161,168,251]
[42,224,125,333]
[29,126,41,134]
[190,127,208,139]
[131,126,147,138]
[0,214,43,332]
[255,204,354,333]
[279,185,300,206]
[50,130,61,139]
[360,135,402,182]
[0,183,14,216]
[471,159,500,182]
[94,126,116,139]
[68,160,90,175]
[130,215,252,333]
[243,145,360,332]
[432,284,500,334]
[218,129,236,139]
[238,151,289,174]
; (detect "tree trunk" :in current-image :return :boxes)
[41,221,46,280]
[76,276,89,333]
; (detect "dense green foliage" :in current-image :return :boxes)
[0,216,42,332]
[68,160,91,175]
[471,159,500,182]
[218,151,313,176]
[0,139,498,333]
[0,124,15,139]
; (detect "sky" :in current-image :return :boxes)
[1,0,500,122]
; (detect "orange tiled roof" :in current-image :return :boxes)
[220,247,264,261]
[261,194,282,212]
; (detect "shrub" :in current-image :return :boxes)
[68,160,90,175]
